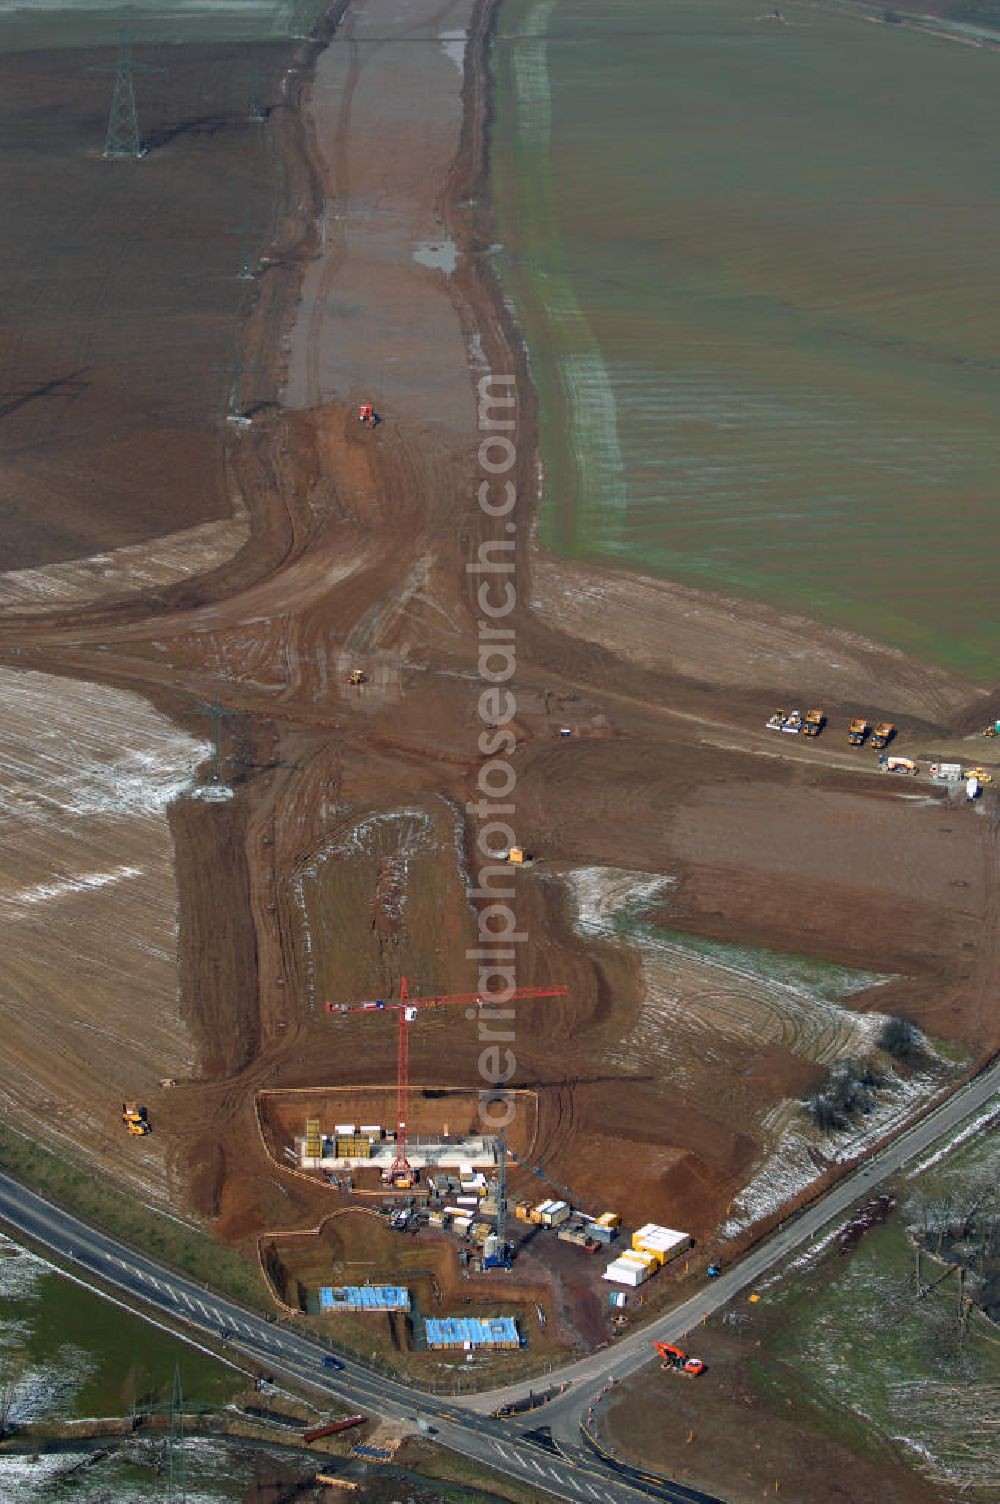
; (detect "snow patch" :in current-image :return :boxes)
[439,27,466,72]
[722,1067,942,1237]
[908,1104,999,1176]
[413,238,457,275]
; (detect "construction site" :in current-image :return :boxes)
[0,0,997,1451]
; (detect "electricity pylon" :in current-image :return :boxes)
[167,1364,185,1502]
[248,61,266,123]
[219,352,261,427]
[192,694,241,786]
[89,32,165,160]
[229,223,261,281]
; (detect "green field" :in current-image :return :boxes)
[0,0,329,52]
[749,1123,1000,1496]
[0,1241,243,1420]
[491,0,1000,681]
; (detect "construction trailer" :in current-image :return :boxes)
[632,1223,692,1265]
[424,1316,519,1350]
[589,1211,620,1244]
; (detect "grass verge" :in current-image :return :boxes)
[0,1120,268,1312]
[402,1441,549,1504]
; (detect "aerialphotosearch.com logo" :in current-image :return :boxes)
[466,372,521,1132]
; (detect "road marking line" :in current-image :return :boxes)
[492,1442,511,1460]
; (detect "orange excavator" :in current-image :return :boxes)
[654,1341,704,1376]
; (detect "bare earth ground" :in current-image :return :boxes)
[0,0,996,1445]
[597,1323,945,1504]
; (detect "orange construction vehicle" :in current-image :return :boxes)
[870,721,895,750]
[848,718,869,746]
[357,402,377,426]
[654,1341,704,1376]
[802,708,825,737]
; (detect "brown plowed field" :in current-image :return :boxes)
[0,0,996,1350]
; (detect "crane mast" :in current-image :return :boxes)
[325,977,568,1183]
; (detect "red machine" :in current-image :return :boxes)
[654,1341,705,1376]
[357,401,377,426]
[303,1414,366,1443]
[325,976,567,1183]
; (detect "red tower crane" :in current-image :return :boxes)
[325,976,567,1183]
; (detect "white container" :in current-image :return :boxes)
[603,1259,646,1288]
[333,1123,356,1136]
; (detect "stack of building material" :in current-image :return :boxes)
[424,1316,519,1350]
[319,1285,410,1313]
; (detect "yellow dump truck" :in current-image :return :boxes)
[121,1102,149,1136]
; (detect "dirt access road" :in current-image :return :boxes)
[0,0,996,1302]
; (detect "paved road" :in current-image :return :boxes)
[0,1060,995,1502]
[470,1058,1000,1453]
[0,1172,676,1503]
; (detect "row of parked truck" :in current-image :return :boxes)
[766,708,898,748]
